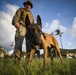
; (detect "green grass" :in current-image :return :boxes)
[0,58,76,75]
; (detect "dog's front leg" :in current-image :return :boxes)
[28,49,36,65]
[43,45,48,70]
[40,34,48,70]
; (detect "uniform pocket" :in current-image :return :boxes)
[19,25,26,36]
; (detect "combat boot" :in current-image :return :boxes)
[13,50,21,64]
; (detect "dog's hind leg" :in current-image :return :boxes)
[55,45,63,63]
[48,45,54,64]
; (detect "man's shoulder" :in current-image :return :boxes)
[19,8,25,10]
[17,8,25,12]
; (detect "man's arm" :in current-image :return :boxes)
[12,8,22,29]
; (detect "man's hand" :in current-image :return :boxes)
[15,23,20,29]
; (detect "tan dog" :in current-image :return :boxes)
[25,15,63,69]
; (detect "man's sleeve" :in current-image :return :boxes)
[12,8,21,25]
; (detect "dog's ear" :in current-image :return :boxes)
[37,15,42,28]
[25,14,31,27]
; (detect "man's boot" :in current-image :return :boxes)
[13,50,21,64]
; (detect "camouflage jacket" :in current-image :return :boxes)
[12,8,34,26]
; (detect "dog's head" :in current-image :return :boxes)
[25,15,42,45]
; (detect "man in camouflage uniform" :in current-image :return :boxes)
[12,0,34,61]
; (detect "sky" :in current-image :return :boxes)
[0,0,76,52]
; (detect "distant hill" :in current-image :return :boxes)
[60,48,76,53]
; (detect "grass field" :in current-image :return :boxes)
[0,57,76,75]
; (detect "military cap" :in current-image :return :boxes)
[23,0,33,8]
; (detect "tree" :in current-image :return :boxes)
[55,29,63,50]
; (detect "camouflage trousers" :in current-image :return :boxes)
[13,25,26,60]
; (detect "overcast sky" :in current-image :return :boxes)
[0,0,76,52]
